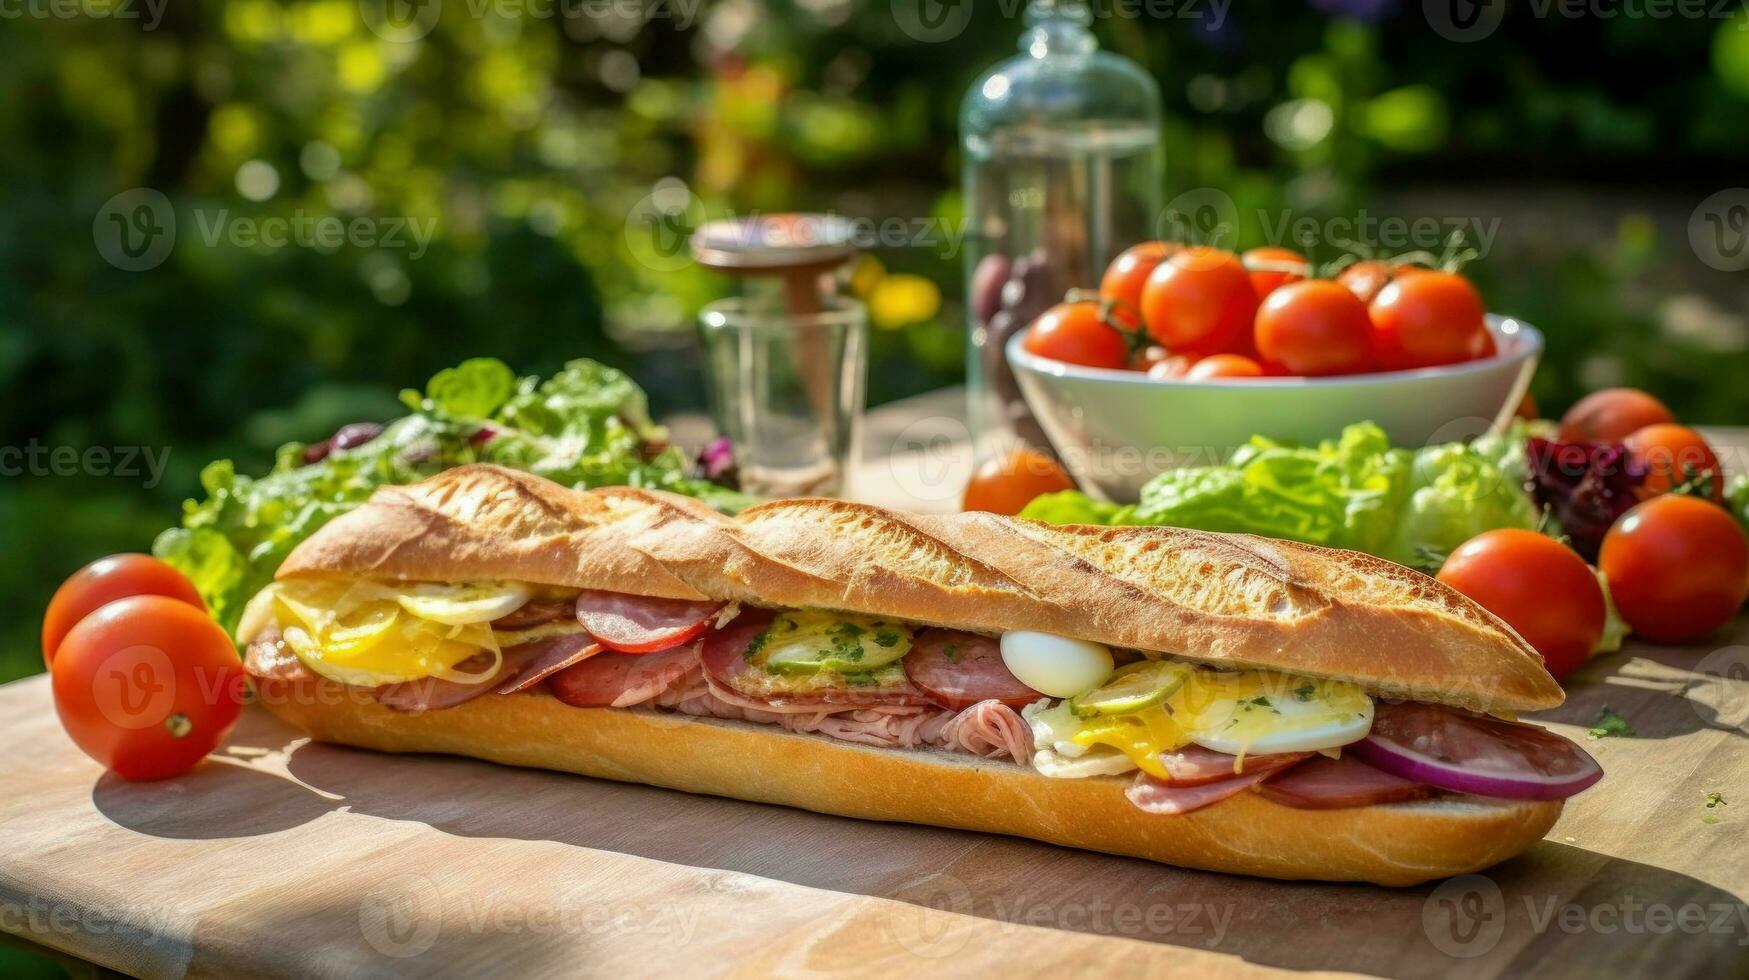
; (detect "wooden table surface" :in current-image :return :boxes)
[4,395,1748,979]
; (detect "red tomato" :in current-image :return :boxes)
[1368,271,1488,371]
[1145,355,1197,380]
[1185,354,1265,380]
[43,554,205,668]
[1242,246,1307,299]
[1599,495,1749,644]
[1254,279,1374,377]
[51,595,246,780]
[1558,388,1675,444]
[1624,424,1724,502]
[962,450,1076,516]
[1100,242,1177,316]
[1139,247,1259,356]
[1336,260,1395,304]
[1437,529,1606,682]
[1515,391,1539,422]
[1021,301,1134,370]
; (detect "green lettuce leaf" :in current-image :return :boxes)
[1017,490,1134,526]
[1384,434,1539,569]
[1028,421,1539,573]
[155,358,752,638]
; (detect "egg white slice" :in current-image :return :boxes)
[1187,688,1374,756]
[1000,631,1114,699]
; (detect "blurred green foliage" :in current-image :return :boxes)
[5,1,1749,690]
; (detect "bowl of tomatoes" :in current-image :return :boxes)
[1006,244,1542,501]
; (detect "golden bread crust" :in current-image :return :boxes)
[279,465,1559,712]
[256,684,1561,887]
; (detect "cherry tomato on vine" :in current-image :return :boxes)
[1336,260,1395,304]
[52,595,247,780]
[1368,271,1488,371]
[43,554,205,668]
[1254,279,1373,377]
[1624,423,1724,502]
[1145,354,1197,379]
[1139,247,1259,356]
[1558,388,1675,444]
[1242,246,1307,300]
[1437,529,1605,682]
[962,449,1076,516]
[1599,495,1749,644]
[1099,242,1176,316]
[1185,354,1264,380]
[1021,300,1135,370]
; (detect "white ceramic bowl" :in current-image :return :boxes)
[1006,315,1542,502]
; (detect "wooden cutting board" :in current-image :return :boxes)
[4,406,1748,978]
[3,622,1749,978]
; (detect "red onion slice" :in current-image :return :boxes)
[1351,701,1602,801]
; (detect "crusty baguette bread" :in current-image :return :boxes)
[255,682,1562,887]
[279,464,1560,712]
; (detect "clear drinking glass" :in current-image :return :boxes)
[698,296,867,498]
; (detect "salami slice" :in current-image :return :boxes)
[493,633,602,694]
[700,611,932,708]
[376,634,597,712]
[1126,767,1281,816]
[575,589,726,654]
[550,644,701,708]
[374,652,504,712]
[1253,755,1431,810]
[1158,746,1313,786]
[902,630,1041,711]
[243,627,317,684]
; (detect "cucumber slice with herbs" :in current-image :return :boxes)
[1070,660,1189,718]
[751,611,914,675]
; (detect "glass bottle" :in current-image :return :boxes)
[961,0,1162,455]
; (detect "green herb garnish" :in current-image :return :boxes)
[1588,705,1633,740]
[942,643,960,662]
[1293,685,1315,702]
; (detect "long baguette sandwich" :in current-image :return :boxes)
[239,464,1601,886]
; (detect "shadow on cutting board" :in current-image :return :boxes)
[92,707,1749,979]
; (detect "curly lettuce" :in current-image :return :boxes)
[155,357,753,637]
[1020,422,1540,572]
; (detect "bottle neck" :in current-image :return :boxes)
[1021,0,1097,58]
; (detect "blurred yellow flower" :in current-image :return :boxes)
[868,273,940,330]
[849,254,885,298]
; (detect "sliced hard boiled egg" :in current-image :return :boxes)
[999,631,1114,699]
[1177,671,1374,756]
[394,582,531,626]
